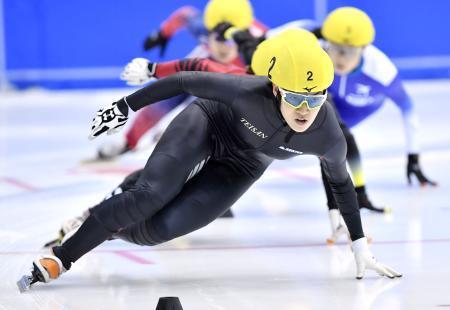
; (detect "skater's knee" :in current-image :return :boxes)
[92,188,166,232]
[115,214,175,246]
[114,222,162,246]
[147,220,174,245]
[132,186,167,216]
[150,200,215,243]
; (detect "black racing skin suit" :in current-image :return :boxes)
[232,27,380,212]
[54,72,364,270]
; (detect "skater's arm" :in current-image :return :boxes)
[385,76,420,154]
[386,76,437,186]
[123,71,243,111]
[155,58,247,78]
[143,6,205,55]
[321,136,364,241]
[159,6,203,40]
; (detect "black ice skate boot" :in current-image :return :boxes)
[356,186,391,213]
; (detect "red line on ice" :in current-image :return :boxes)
[0,177,38,192]
[2,238,450,256]
[68,167,140,175]
[112,250,154,264]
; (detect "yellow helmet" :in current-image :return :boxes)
[322,7,375,47]
[203,0,254,31]
[251,28,334,92]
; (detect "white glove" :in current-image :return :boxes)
[89,101,128,140]
[351,237,402,280]
[120,58,156,86]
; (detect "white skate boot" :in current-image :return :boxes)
[43,211,89,248]
[326,209,372,245]
[97,138,130,160]
[326,209,350,245]
[17,253,66,292]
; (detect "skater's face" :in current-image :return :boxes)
[325,42,364,75]
[274,85,323,133]
[207,33,239,64]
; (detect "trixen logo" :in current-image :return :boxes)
[240,118,268,139]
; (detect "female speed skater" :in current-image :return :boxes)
[18,29,401,292]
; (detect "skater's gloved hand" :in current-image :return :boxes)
[352,237,402,280]
[89,100,129,140]
[120,58,156,86]
[407,153,437,187]
[143,30,168,56]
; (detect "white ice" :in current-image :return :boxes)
[1,79,450,309]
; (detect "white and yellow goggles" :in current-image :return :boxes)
[279,88,327,109]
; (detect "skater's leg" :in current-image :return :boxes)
[341,124,386,213]
[115,160,265,245]
[53,104,214,270]
[43,168,146,248]
[341,123,364,188]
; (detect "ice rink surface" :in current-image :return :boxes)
[1,79,450,309]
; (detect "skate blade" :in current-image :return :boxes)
[17,275,33,293]
[79,157,118,165]
[43,238,60,248]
